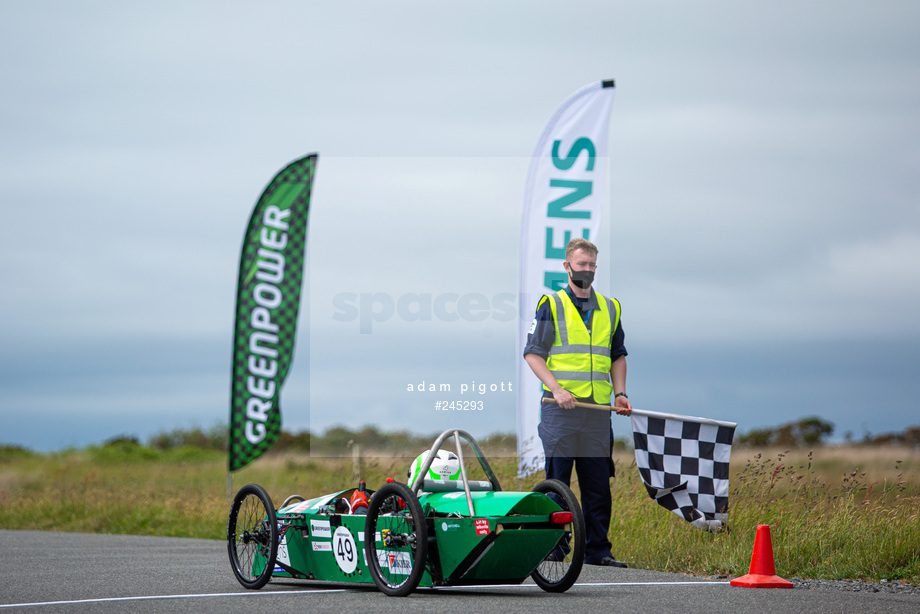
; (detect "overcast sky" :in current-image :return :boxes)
[2,1,918,452]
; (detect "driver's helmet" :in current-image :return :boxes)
[407,449,461,488]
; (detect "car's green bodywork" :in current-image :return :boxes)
[265,486,567,587]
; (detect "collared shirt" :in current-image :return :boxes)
[523,285,627,362]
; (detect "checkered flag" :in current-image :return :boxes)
[631,409,736,533]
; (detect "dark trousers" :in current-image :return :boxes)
[545,455,613,562]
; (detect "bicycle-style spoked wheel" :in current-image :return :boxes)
[530,479,585,593]
[364,482,428,596]
[228,483,278,589]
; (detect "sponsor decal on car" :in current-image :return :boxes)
[281,500,313,514]
[312,542,333,552]
[440,521,461,532]
[277,530,291,565]
[376,550,412,575]
[279,494,327,514]
[310,519,332,538]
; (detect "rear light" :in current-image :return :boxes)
[550,511,573,524]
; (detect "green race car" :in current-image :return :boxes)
[228,428,585,596]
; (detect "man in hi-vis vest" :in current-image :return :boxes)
[523,238,632,568]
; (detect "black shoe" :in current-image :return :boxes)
[586,556,628,568]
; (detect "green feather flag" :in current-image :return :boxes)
[229,154,317,472]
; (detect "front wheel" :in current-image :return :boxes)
[530,479,585,593]
[364,482,428,596]
[228,483,278,590]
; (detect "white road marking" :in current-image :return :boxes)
[0,589,355,609]
[428,581,730,590]
[0,581,729,609]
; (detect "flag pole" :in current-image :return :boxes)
[542,397,647,415]
[542,398,737,428]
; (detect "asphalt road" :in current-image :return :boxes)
[1,531,918,613]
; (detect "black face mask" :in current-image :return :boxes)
[569,268,594,289]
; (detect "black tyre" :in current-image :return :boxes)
[530,479,585,593]
[228,483,278,590]
[364,482,428,596]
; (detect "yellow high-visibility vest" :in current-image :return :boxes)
[543,289,621,404]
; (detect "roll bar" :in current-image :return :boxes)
[409,428,503,516]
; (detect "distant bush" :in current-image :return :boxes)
[736,416,834,448]
[90,436,160,463]
[149,425,227,451]
[104,434,141,446]
[274,429,311,451]
[0,444,35,463]
[736,419,920,449]
[862,425,920,448]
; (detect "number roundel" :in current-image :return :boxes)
[332,526,358,574]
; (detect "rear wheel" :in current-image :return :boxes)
[228,483,278,590]
[530,479,585,593]
[364,482,427,596]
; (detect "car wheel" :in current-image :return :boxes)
[530,479,585,593]
[228,483,278,590]
[364,482,428,596]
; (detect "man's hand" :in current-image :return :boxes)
[610,356,630,415]
[552,388,576,410]
[614,394,632,416]
[525,353,577,409]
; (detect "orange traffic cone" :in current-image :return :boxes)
[730,524,794,588]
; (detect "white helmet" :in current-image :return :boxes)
[407,449,461,488]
